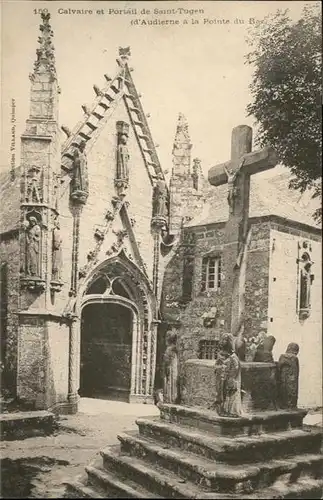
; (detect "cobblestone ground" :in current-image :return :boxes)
[0,398,160,498]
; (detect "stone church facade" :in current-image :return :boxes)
[0,13,321,413]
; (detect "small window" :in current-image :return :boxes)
[201,256,221,292]
[198,339,219,360]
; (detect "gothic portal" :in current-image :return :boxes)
[76,254,158,404]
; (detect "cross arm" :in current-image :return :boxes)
[208,146,278,187]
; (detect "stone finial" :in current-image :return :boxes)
[172,112,192,177]
[61,125,71,137]
[81,105,91,116]
[93,84,103,97]
[33,12,56,77]
[119,46,131,59]
[176,113,190,138]
[117,47,131,67]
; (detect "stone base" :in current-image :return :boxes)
[181,359,278,412]
[64,403,323,499]
[0,410,57,441]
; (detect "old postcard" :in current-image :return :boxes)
[0,0,322,498]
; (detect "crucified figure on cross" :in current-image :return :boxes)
[223,158,245,214]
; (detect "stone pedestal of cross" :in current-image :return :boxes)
[208,125,278,334]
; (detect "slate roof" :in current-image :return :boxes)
[186,169,321,231]
[0,168,21,234]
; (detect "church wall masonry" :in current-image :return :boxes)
[268,225,322,408]
[0,237,20,395]
[161,219,271,373]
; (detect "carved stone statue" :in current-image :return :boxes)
[52,220,63,281]
[254,335,276,362]
[162,330,179,404]
[153,173,168,218]
[277,343,300,409]
[26,166,42,203]
[214,333,242,417]
[299,253,314,312]
[71,141,89,200]
[26,217,41,276]
[116,123,130,181]
[224,158,245,214]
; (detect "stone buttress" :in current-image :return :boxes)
[17,12,68,410]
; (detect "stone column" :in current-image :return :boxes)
[67,314,80,412]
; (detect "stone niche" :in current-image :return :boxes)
[181,359,278,413]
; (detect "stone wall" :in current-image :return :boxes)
[0,235,20,395]
[161,219,271,379]
[244,221,271,335]
[267,222,322,408]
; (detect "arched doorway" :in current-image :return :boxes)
[75,252,158,404]
[80,302,133,401]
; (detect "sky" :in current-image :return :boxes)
[1,0,315,178]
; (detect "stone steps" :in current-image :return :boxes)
[100,444,205,499]
[118,431,323,493]
[0,410,57,440]
[85,465,163,498]
[159,403,307,437]
[201,478,323,499]
[136,417,322,464]
[64,403,323,499]
[64,479,104,498]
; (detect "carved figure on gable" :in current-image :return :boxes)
[26,165,42,203]
[71,141,89,201]
[26,216,41,276]
[52,219,63,281]
[153,173,168,218]
[254,335,276,362]
[162,330,179,404]
[214,333,242,417]
[277,342,300,409]
[116,121,130,181]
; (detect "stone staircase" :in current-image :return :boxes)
[64,403,323,499]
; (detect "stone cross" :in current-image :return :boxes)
[208,125,277,334]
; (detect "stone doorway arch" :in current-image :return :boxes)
[72,252,158,404]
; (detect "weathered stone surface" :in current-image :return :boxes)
[65,398,322,499]
[0,410,57,440]
[136,417,322,464]
[181,359,278,412]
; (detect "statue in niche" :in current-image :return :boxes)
[116,121,130,181]
[277,343,300,409]
[26,165,42,203]
[162,330,179,404]
[224,158,245,214]
[26,216,41,276]
[299,252,314,314]
[71,141,89,198]
[213,333,242,417]
[52,219,63,281]
[254,335,276,362]
[153,173,168,218]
